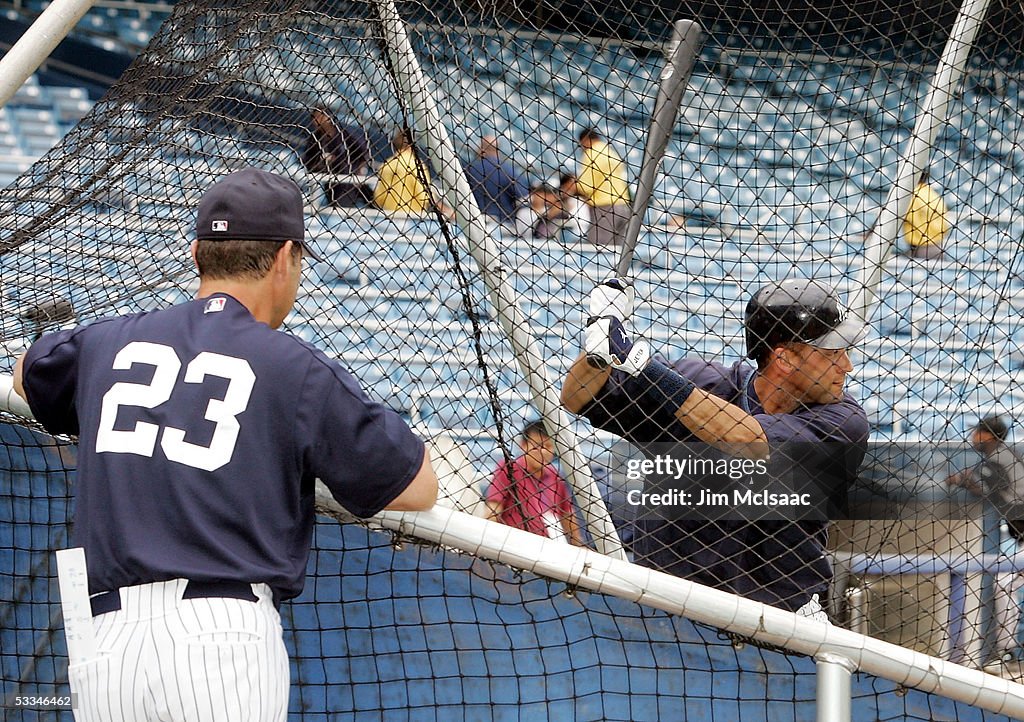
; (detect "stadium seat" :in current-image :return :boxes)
[364,367,416,416]
[310,251,362,287]
[325,324,385,356]
[861,396,898,436]
[8,77,48,109]
[418,394,490,431]
[0,157,32,186]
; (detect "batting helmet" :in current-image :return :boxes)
[744,279,865,362]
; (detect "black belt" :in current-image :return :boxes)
[90,580,259,617]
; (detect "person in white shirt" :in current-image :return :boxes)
[556,172,591,240]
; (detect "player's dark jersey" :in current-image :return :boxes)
[581,356,869,611]
[21,294,424,602]
[975,443,1024,524]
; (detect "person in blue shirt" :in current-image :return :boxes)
[464,135,528,224]
[14,168,438,721]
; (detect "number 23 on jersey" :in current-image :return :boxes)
[95,341,256,472]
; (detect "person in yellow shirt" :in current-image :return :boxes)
[904,170,950,259]
[374,128,432,214]
[576,128,631,246]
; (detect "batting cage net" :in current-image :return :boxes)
[2,0,1024,718]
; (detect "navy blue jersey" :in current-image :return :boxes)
[21,294,424,601]
[581,356,868,611]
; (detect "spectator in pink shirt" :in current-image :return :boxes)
[486,421,583,545]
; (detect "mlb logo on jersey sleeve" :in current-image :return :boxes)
[211,220,229,232]
[204,297,226,314]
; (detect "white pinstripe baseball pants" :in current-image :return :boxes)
[69,579,288,722]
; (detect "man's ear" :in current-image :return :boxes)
[190,240,199,270]
[274,241,296,272]
[770,345,797,372]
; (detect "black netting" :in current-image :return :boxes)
[2,0,1024,718]
[1,439,1015,719]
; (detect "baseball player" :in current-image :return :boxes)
[561,278,869,617]
[946,416,1024,664]
[13,168,438,721]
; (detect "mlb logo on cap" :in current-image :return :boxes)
[211,220,229,232]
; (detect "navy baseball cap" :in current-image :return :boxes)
[745,279,865,361]
[196,168,322,260]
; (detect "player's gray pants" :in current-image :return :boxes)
[69,579,288,722]
[588,203,629,246]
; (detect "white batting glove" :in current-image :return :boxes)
[587,278,635,320]
[584,316,650,376]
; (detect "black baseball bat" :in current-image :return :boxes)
[587,19,705,369]
[617,18,704,276]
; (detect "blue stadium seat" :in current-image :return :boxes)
[0,157,32,185]
[47,86,93,124]
[325,324,384,356]
[900,404,962,441]
[310,251,362,287]
[363,367,415,416]
[7,76,48,109]
[418,394,491,430]
[860,396,898,436]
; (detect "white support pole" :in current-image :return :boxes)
[816,653,855,722]
[845,586,868,636]
[0,373,33,419]
[374,0,625,559]
[849,0,992,322]
[0,0,97,111]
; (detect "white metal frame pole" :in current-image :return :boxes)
[374,0,625,559]
[0,0,97,110]
[0,374,32,419]
[849,0,992,322]
[816,653,855,722]
[308,496,1024,718]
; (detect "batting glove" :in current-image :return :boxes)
[584,316,650,376]
[587,278,635,320]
